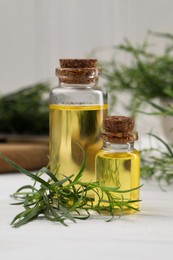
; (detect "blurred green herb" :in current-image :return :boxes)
[0,82,49,135]
[0,153,141,228]
[141,134,173,185]
[139,100,173,116]
[97,31,173,115]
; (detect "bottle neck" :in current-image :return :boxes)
[59,81,98,88]
[102,141,135,152]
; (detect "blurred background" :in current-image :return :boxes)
[1,0,173,93]
[0,0,173,177]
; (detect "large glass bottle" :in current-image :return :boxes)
[49,59,107,183]
[95,116,140,213]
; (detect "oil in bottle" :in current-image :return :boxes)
[49,104,107,182]
[95,116,140,213]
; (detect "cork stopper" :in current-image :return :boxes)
[55,59,101,84]
[101,116,138,144]
[104,116,135,133]
[59,59,97,68]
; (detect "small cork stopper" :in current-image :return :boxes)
[56,59,100,84]
[104,116,135,133]
[101,131,138,144]
[102,116,138,144]
[59,59,97,68]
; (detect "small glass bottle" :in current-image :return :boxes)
[49,59,107,183]
[95,116,140,213]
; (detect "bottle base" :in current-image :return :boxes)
[98,206,140,216]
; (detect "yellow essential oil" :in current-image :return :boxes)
[49,104,107,182]
[96,149,140,212]
[95,116,140,214]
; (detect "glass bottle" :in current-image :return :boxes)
[49,59,107,183]
[95,116,140,213]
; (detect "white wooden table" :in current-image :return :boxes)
[0,173,173,260]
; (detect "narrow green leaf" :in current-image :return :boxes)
[149,133,173,157]
[40,167,59,182]
[73,144,86,182]
[16,185,38,193]
[52,174,74,187]
[12,205,42,228]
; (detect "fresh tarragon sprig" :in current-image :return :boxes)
[140,134,173,185]
[0,153,141,228]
